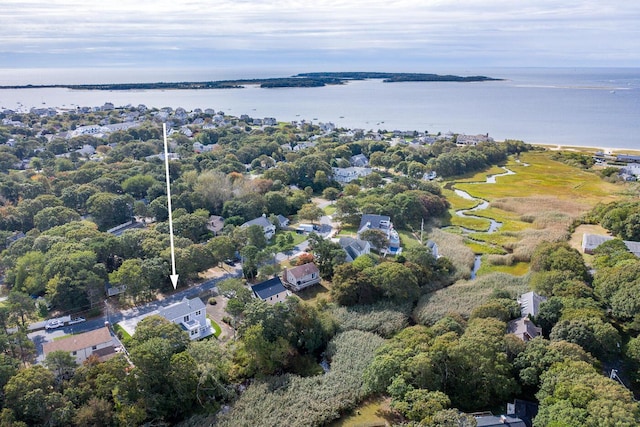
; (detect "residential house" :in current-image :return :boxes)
[582,233,640,257]
[43,327,116,364]
[508,291,546,342]
[282,263,321,291]
[332,166,372,184]
[158,297,212,340]
[338,236,371,262]
[474,413,527,427]
[241,215,276,240]
[276,214,290,228]
[426,240,439,259]
[251,277,290,304]
[456,133,494,146]
[207,215,225,235]
[349,154,369,167]
[357,214,401,254]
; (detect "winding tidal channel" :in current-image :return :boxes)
[452,167,516,279]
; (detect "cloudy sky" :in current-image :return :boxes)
[2,0,639,75]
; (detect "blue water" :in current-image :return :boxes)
[0,67,638,149]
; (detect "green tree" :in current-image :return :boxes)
[121,174,156,198]
[535,361,640,427]
[87,192,133,230]
[308,233,345,279]
[44,350,77,381]
[297,203,324,224]
[3,365,55,425]
[33,206,81,231]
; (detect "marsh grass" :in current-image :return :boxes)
[443,152,623,266]
[428,229,475,280]
[413,272,529,325]
[465,240,506,255]
[331,301,412,338]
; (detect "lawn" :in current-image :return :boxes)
[113,323,132,341]
[329,397,397,427]
[208,315,222,338]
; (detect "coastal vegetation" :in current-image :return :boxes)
[0,72,500,90]
[0,103,638,426]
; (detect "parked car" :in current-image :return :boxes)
[45,319,64,330]
[68,317,85,325]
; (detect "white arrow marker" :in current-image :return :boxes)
[162,123,179,289]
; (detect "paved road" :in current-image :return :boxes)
[29,207,340,361]
[29,266,242,362]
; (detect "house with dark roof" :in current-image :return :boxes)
[241,215,276,240]
[282,263,321,291]
[158,297,212,340]
[43,327,116,364]
[357,214,401,254]
[474,414,526,427]
[338,236,371,262]
[251,277,290,304]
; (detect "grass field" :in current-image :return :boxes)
[441,151,627,278]
[329,397,396,427]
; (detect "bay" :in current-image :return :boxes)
[1,67,638,149]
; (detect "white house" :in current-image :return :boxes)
[251,277,290,304]
[357,214,401,254]
[282,263,321,291]
[332,166,372,184]
[241,215,276,240]
[43,327,116,364]
[456,133,494,146]
[158,297,212,340]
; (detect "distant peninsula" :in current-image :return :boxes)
[0,72,502,90]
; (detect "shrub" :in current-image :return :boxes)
[216,331,385,427]
[413,272,528,325]
[208,297,217,305]
[331,301,412,338]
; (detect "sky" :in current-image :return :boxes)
[1,0,640,79]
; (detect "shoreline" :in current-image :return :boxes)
[529,142,640,156]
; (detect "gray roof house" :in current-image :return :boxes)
[474,414,526,427]
[282,263,321,291]
[582,233,640,257]
[241,215,276,240]
[158,297,212,340]
[207,215,225,235]
[338,236,371,262]
[251,277,290,304]
[276,214,290,228]
[508,291,546,342]
[357,214,401,253]
[349,154,369,167]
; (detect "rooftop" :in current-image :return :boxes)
[251,277,287,300]
[43,327,112,354]
[158,297,205,321]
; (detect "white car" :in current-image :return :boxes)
[45,319,64,330]
[68,317,86,325]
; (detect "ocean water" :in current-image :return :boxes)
[0,67,638,149]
